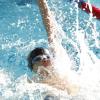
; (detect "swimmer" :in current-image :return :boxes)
[70,0,100,19]
[27,0,79,96]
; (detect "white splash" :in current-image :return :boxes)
[0,0,100,100]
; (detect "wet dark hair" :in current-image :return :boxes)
[27,47,48,71]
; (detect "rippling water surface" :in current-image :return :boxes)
[0,0,100,99]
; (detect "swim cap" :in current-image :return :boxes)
[27,47,51,71]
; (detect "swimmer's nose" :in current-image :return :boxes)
[42,59,51,67]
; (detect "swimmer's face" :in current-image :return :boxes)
[32,55,52,77]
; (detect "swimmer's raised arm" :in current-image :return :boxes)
[38,0,63,55]
[38,0,54,42]
[38,0,71,66]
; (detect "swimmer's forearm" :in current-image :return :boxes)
[38,0,54,42]
[38,0,64,55]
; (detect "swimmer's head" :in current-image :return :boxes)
[27,47,52,72]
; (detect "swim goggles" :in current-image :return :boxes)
[32,54,50,65]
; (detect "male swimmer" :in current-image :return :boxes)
[70,0,100,19]
[27,0,79,96]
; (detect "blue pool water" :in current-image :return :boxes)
[0,0,100,99]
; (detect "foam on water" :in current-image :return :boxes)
[0,0,100,100]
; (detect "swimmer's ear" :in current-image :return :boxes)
[67,84,80,96]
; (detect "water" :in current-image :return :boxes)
[0,0,100,99]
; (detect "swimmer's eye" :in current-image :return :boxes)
[47,55,50,59]
[34,57,41,62]
[32,55,50,64]
[32,56,42,64]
